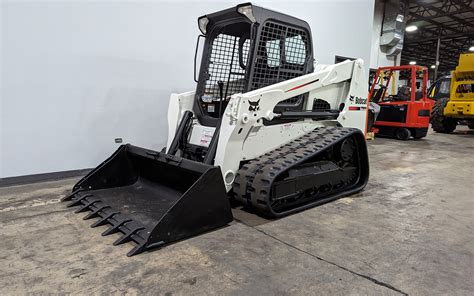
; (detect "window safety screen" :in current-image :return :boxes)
[201,34,250,104]
[252,21,309,106]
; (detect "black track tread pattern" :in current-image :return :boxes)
[233,126,359,217]
[431,98,457,133]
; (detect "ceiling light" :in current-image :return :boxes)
[406,25,418,32]
[469,46,474,52]
[409,61,416,65]
[431,65,436,69]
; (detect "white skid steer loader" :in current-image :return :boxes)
[63,3,370,256]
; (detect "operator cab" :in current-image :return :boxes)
[194,3,314,126]
[428,76,451,101]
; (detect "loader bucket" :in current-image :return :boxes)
[62,144,233,256]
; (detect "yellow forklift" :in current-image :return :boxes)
[430,53,474,132]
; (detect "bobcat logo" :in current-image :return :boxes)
[248,99,260,111]
[349,95,367,105]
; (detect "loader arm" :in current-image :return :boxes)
[214,59,368,190]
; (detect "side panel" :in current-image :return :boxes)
[166,91,196,150]
[337,59,369,132]
[377,103,408,123]
[375,101,431,128]
[406,101,432,127]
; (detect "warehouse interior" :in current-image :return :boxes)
[1,0,473,295]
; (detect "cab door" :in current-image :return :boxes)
[428,77,451,101]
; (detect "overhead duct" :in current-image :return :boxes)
[380,0,408,57]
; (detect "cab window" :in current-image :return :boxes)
[429,79,450,99]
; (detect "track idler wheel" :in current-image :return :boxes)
[338,138,356,162]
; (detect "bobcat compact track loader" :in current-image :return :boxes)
[62,3,370,256]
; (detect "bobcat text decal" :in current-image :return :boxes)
[349,95,367,105]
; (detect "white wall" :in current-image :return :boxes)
[1,0,375,178]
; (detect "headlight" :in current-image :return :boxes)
[237,4,256,23]
[198,16,209,34]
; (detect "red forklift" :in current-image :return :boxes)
[368,65,434,140]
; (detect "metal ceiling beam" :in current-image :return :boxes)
[404,19,474,43]
[405,32,474,44]
[409,14,462,34]
[408,7,474,21]
[399,0,473,71]
[403,40,472,57]
[414,0,474,29]
[451,0,473,11]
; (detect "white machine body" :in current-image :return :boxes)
[167,59,368,191]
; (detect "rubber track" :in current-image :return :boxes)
[233,126,358,217]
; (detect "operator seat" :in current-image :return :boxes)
[392,86,411,101]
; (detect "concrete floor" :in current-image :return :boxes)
[1,127,473,295]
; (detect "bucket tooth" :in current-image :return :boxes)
[74,199,99,213]
[113,227,145,246]
[83,205,111,220]
[66,194,91,208]
[127,243,147,257]
[90,211,119,228]
[102,219,132,236]
[61,189,81,202]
